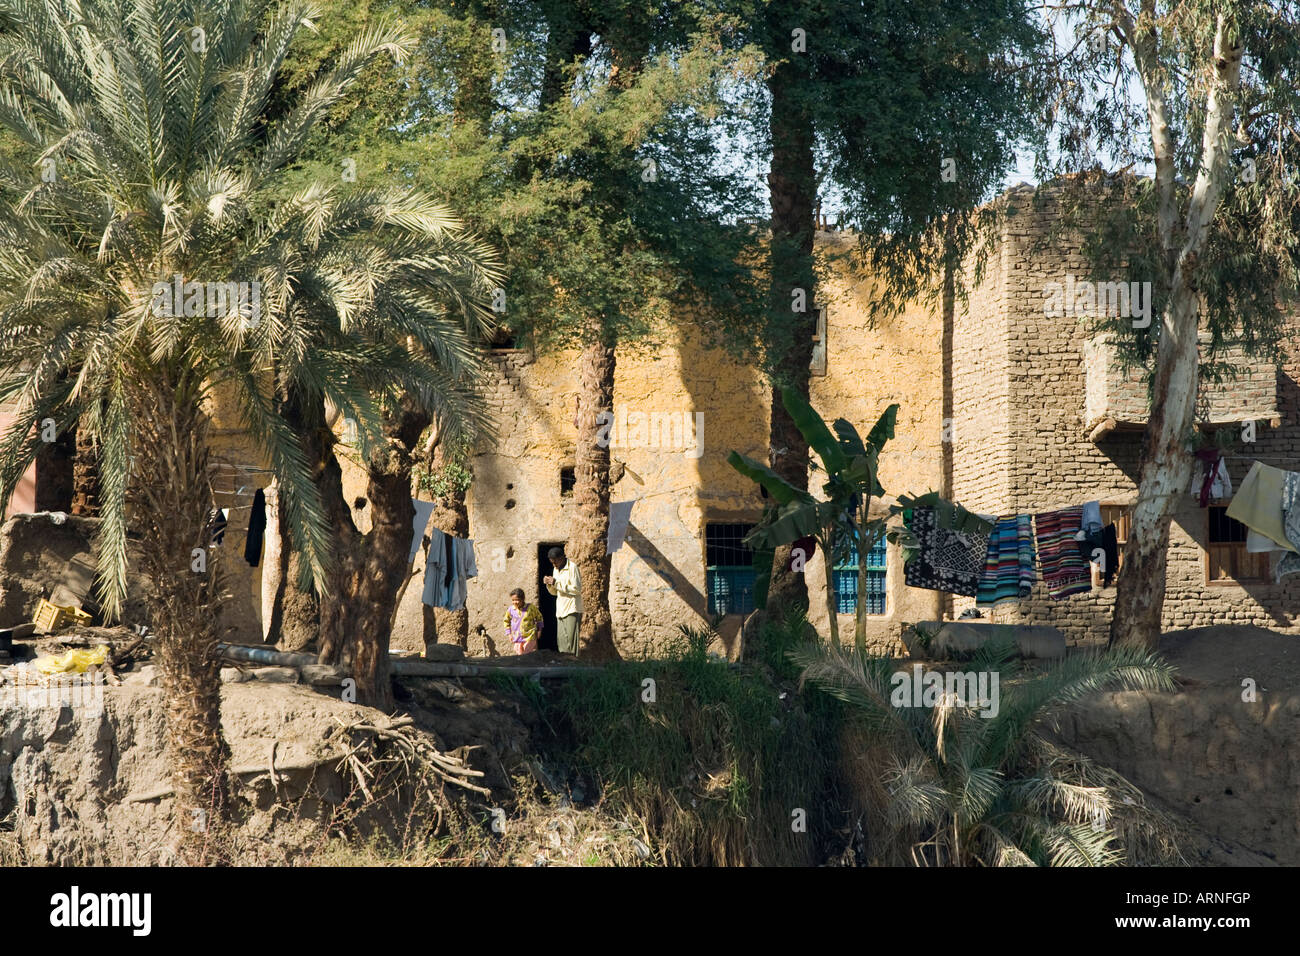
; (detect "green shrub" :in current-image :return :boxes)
[528,610,843,865]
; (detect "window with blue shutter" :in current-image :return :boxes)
[832,538,887,615]
[706,523,756,616]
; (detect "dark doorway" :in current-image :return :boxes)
[34,427,75,512]
[536,542,562,652]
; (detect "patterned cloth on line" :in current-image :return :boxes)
[1034,506,1092,599]
[976,515,1037,606]
[904,507,990,597]
[1277,471,1300,581]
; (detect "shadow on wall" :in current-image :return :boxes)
[623,523,707,620]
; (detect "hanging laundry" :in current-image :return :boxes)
[447,538,479,611]
[207,507,228,547]
[422,528,449,607]
[1275,471,1300,581]
[607,501,635,554]
[1246,528,1283,553]
[1225,462,1296,552]
[1210,461,1232,500]
[1081,500,1102,534]
[976,515,1037,606]
[443,530,455,591]
[1076,522,1119,587]
[1034,506,1092,599]
[244,489,266,567]
[903,507,990,597]
[1191,449,1232,506]
[421,530,478,610]
[409,499,435,563]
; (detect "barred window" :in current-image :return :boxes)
[832,538,887,614]
[1206,506,1269,584]
[706,523,756,616]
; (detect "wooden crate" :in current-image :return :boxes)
[33,599,93,632]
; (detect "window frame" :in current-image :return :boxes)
[1205,502,1271,585]
[705,522,758,616]
[1090,503,1132,588]
[831,537,888,615]
[810,306,828,377]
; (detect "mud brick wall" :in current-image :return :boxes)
[951,186,1300,645]
[1085,332,1279,429]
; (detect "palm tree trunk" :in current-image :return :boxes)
[572,332,618,660]
[765,60,817,616]
[128,368,231,863]
[426,438,470,649]
[71,422,100,517]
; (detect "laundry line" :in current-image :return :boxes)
[1216,460,1300,468]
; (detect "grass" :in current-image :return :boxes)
[508,607,847,866]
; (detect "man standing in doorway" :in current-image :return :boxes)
[543,545,583,656]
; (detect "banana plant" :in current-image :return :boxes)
[728,387,896,648]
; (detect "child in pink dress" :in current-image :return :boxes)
[504,588,542,654]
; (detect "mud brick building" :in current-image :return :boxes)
[947,185,1300,646]
[11,182,1294,656]
[435,181,1300,655]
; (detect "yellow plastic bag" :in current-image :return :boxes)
[33,646,108,675]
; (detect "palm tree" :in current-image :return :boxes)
[0,0,499,860]
[792,638,1178,866]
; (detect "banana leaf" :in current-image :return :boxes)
[727,451,813,507]
[832,418,866,458]
[781,386,847,474]
[744,499,841,549]
[886,521,921,564]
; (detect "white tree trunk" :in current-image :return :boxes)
[1110,12,1243,649]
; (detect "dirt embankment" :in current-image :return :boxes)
[4,624,1298,866]
[0,670,545,865]
[1055,626,1300,865]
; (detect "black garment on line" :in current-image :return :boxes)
[207,508,227,547]
[444,531,455,589]
[244,489,267,567]
[1076,522,1119,587]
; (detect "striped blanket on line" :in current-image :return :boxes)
[1034,506,1093,599]
[976,515,1036,606]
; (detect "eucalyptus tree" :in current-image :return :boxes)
[0,0,498,856]
[1032,1,1300,649]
